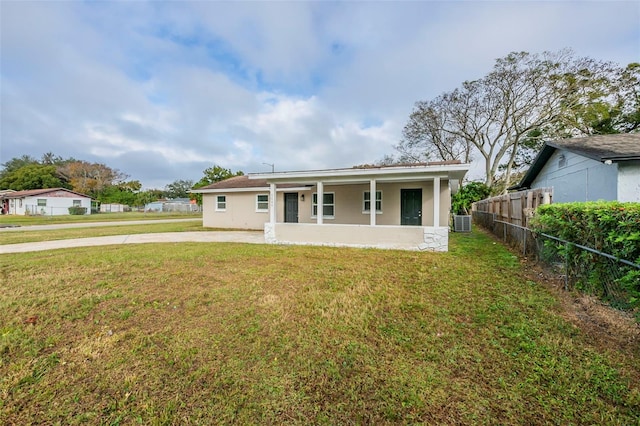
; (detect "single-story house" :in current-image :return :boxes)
[0,188,92,216]
[192,162,470,251]
[509,134,640,203]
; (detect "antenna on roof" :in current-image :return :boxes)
[262,162,275,173]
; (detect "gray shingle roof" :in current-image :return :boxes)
[547,133,640,162]
[510,133,640,191]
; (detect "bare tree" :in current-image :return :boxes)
[398,50,635,190]
[398,97,473,164]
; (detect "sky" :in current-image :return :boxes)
[1,1,639,189]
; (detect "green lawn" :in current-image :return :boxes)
[1,221,210,245]
[0,211,201,226]
[1,232,638,424]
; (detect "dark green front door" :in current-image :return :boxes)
[284,193,298,223]
[401,189,422,226]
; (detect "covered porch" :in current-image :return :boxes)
[250,163,469,251]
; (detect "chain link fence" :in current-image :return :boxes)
[473,211,640,315]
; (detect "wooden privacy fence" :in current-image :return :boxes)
[472,187,553,228]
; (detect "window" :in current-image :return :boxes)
[37,199,47,207]
[363,191,382,212]
[312,192,335,218]
[73,200,81,207]
[216,195,226,211]
[256,194,269,212]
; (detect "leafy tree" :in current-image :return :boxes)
[135,189,164,207]
[451,181,491,215]
[0,163,66,190]
[57,161,127,197]
[0,155,39,183]
[165,179,194,199]
[97,181,144,206]
[40,152,65,165]
[191,165,244,205]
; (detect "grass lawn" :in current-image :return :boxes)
[1,232,638,424]
[0,211,201,226]
[1,221,212,245]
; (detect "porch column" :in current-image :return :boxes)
[317,181,323,225]
[269,183,276,225]
[433,177,441,227]
[369,179,376,226]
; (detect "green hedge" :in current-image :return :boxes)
[530,202,640,314]
[531,202,640,263]
[68,206,87,215]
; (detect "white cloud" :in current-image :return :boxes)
[1,1,638,188]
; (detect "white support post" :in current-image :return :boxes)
[433,177,441,227]
[269,183,276,225]
[317,181,324,225]
[369,179,376,226]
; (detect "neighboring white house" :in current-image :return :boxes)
[509,134,640,203]
[0,188,92,216]
[192,162,470,251]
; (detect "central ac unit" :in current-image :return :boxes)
[453,215,472,232]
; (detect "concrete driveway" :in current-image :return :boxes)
[0,219,265,254]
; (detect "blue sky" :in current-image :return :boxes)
[1,1,639,189]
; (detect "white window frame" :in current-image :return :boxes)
[37,199,47,207]
[256,194,269,212]
[215,195,227,211]
[363,190,383,213]
[311,192,335,218]
[73,199,82,207]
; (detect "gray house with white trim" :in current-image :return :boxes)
[510,134,640,203]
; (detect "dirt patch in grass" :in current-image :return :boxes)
[525,262,640,351]
[482,224,640,356]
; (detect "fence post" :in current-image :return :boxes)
[564,241,569,291]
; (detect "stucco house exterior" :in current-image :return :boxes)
[193,162,470,251]
[509,134,640,203]
[0,188,92,216]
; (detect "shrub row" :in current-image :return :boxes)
[531,201,640,264]
[530,202,640,315]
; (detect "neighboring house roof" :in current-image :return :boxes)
[510,134,640,191]
[0,188,92,199]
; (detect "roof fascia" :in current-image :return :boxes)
[191,186,310,194]
[250,164,470,184]
[509,144,556,191]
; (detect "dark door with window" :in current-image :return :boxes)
[284,193,298,223]
[401,189,422,225]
